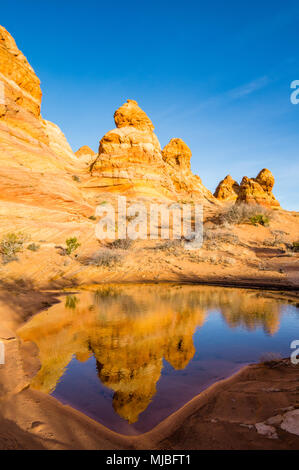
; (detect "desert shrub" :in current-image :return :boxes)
[154,239,183,251]
[204,228,239,247]
[249,214,270,226]
[27,243,40,252]
[65,237,80,255]
[220,203,272,226]
[72,175,81,182]
[84,249,123,267]
[108,238,134,250]
[263,230,288,247]
[0,232,28,263]
[65,295,79,309]
[89,215,97,221]
[290,241,299,253]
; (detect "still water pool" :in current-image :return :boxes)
[18,284,299,434]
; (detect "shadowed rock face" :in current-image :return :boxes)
[236,169,280,208]
[90,100,215,203]
[214,175,240,202]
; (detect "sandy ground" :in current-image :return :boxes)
[0,283,298,450]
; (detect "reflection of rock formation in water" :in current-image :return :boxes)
[17,286,284,423]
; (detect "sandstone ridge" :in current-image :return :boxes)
[0,25,92,216]
[90,100,215,202]
[215,169,279,207]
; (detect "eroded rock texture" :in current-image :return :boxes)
[214,175,240,202]
[0,25,91,215]
[90,100,215,203]
[236,169,279,208]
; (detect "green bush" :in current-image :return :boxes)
[65,295,79,309]
[220,203,272,226]
[249,214,270,226]
[65,237,80,255]
[0,232,28,262]
[27,243,40,252]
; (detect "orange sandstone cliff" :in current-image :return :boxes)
[0,25,92,216]
[90,100,215,203]
[214,169,279,208]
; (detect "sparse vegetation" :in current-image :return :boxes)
[263,230,288,247]
[108,238,134,250]
[83,249,123,267]
[290,241,299,253]
[65,237,80,256]
[204,228,239,249]
[89,215,97,221]
[65,295,79,309]
[154,239,183,252]
[27,243,40,252]
[249,214,270,226]
[72,175,81,182]
[220,203,272,226]
[0,232,28,263]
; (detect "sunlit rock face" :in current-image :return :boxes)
[18,286,283,424]
[236,169,280,208]
[162,138,215,200]
[214,175,240,202]
[90,100,215,202]
[75,145,96,158]
[0,25,91,215]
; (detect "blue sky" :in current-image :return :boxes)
[2,1,299,209]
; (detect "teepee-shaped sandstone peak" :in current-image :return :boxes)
[255,168,275,193]
[236,168,279,208]
[75,145,96,158]
[162,138,192,171]
[214,175,240,202]
[114,99,154,131]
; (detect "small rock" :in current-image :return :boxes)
[280,410,299,436]
[255,422,278,439]
[266,415,283,426]
[240,424,254,430]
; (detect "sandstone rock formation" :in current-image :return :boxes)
[214,175,240,202]
[236,169,279,208]
[75,145,96,158]
[0,25,92,216]
[90,100,215,203]
[162,138,215,199]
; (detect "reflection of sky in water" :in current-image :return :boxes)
[17,286,299,435]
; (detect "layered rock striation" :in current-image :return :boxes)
[214,175,240,202]
[90,100,215,202]
[215,169,279,208]
[236,169,280,207]
[0,25,91,215]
